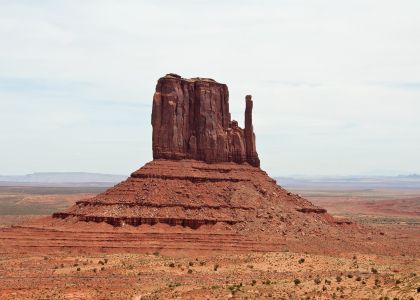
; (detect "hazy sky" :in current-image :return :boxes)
[1,0,419,176]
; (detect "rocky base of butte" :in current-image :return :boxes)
[50,74,352,237]
[53,159,347,235]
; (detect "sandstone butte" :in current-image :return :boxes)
[51,73,355,240]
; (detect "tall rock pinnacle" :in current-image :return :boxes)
[151,73,260,167]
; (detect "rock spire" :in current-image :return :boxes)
[151,73,260,167]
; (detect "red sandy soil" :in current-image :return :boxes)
[0,161,419,299]
[16,194,94,205]
[0,221,418,299]
[0,212,419,299]
[0,215,47,227]
[312,196,420,218]
[293,188,420,224]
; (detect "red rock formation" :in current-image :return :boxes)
[51,74,347,232]
[152,73,260,167]
[52,159,334,232]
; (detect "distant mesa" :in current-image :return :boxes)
[0,172,125,185]
[52,74,345,233]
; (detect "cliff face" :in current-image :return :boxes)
[151,73,260,167]
[51,73,340,232]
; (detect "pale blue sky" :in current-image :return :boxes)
[0,0,419,176]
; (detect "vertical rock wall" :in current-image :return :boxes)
[152,73,260,167]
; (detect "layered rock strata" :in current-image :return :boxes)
[152,73,260,167]
[52,74,344,232]
[53,160,334,232]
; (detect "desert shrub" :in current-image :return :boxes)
[374,279,380,287]
[417,286,420,292]
[347,274,353,278]
[356,276,362,281]
[188,261,194,267]
[251,279,257,286]
[227,284,242,294]
[104,258,108,264]
[314,277,321,285]
[263,279,271,285]
[76,267,81,271]
[168,282,181,288]
[395,279,401,284]
[228,283,242,294]
[153,251,159,256]
[93,268,97,273]
[371,267,378,274]
[187,269,192,274]
[322,286,327,291]
[325,279,331,285]
[214,264,219,271]
[169,262,175,268]
[294,278,301,285]
[98,260,104,265]
[199,261,206,266]
[336,276,342,283]
[60,263,64,268]
[298,258,305,264]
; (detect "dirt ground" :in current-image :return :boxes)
[292,188,420,225]
[0,186,419,299]
[0,247,418,299]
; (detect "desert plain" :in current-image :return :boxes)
[0,184,418,300]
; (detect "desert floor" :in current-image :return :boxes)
[0,186,418,299]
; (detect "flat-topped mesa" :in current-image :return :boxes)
[152,73,260,167]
